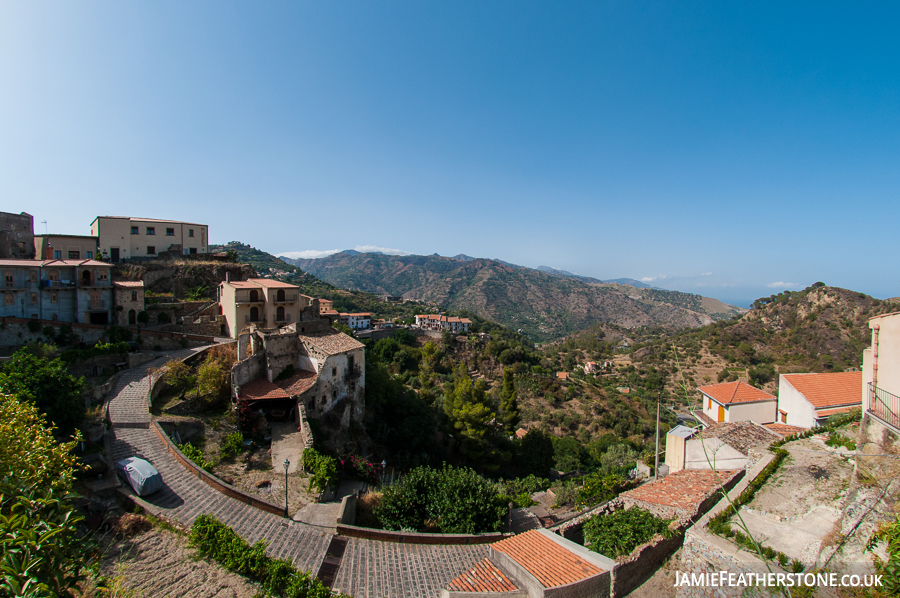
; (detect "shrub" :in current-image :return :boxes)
[576,472,631,509]
[584,507,674,557]
[156,311,171,324]
[189,515,342,597]
[27,318,41,333]
[341,455,377,485]
[825,432,857,451]
[178,441,214,471]
[303,448,337,494]
[219,432,245,461]
[375,464,507,534]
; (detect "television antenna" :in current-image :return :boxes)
[40,220,47,234]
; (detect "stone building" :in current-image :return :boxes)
[113,280,145,326]
[34,234,99,260]
[0,211,35,259]
[90,216,209,262]
[231,323,365,447]
[0,258,114,324]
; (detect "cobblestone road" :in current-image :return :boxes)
[106,348,487,597]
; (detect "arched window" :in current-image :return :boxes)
[249,306,259,322]
[50,292,58,303]
[128,309,136,325]
[48,270,59,282]
[276,289,285,302]
[90,291,100,308]
[276,306,285,322]
[82,271,92,286]
[30,293,37,304]
[249,289,259,302]
[3,293,13,306]
[51,314,58,321]
[30,271,37,282]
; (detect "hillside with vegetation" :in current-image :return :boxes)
[285,251,744,341]
[549,284,897,402]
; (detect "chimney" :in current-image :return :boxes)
[226,272,231,283]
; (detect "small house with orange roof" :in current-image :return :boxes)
[696,380,777,425]
[777,371,862,428]
[443,529,614,598]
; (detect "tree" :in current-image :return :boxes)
[0,394,91,597]
[224,249,239,262]
[0,350,85,434]
[516,429,554,478]
[136,310,150,327]
[498,368,520,434]
[444,365,497,464]
[0,394,81,490]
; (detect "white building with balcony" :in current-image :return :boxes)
[863,311,900,433]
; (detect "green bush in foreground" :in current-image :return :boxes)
[374,464,507,534]
[190,515,343,598]
[584,507,674,558]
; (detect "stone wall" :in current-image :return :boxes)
[232,351,265,396]
[0,211,35,259]
[611,525,687,598]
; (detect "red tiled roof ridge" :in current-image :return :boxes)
[781,371,862,409]
[697,380,775,405]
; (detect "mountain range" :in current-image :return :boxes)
[281,251,744,341]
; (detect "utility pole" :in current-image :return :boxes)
[654,392,660,481]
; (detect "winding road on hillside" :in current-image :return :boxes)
[105,350,487,597]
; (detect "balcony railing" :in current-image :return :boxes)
[868,382,900,430]
[245,314,266,324]
[345,365,362,380]
[236,297,265,306]
[275,313,291,323]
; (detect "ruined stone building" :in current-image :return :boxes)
[0,211,36,259]
[231,320,365,449]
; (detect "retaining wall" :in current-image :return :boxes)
[151,421,286,517]
[335,523,509,545]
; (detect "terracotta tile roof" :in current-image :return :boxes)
[697,381,776,405]
[277,370,318,396]
[515,427,528,439]
[249,278,298,289]
[239,369,319,401]
[239,377,291,401]
[557,372,570,380]
[620,469,740,514]
[446,558,518,593]
[298,328,365,355]
[344,313,371,317]
[782,372,862,409]
[225,281,257,289]
[320,309,339,315]
[700,421,779,455]
[816,406,858,417]
[492,530,604,588]
[764,423,809,437]
[113,280,144,288]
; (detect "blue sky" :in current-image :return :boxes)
[2,2,898,307]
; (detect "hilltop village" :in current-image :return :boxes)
[1,209,898,598]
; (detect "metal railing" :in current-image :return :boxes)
[274,295,298,303]
[868,382,900,430]
[275,313,291,323]
[245,314,266,323]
